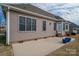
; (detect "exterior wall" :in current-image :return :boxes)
[9,11,56,42]
[73,29,77,34]
[77,29,79,34]
[69,24,73,33]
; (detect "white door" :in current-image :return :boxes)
[57,23,62,33]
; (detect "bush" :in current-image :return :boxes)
[0,35,6,45]
[71,32,76,35]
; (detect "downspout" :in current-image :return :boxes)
[61,21,64,36]
[6,7,10,45]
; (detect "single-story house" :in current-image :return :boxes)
[1,4,70,44]
[76,28,79,34]
[68,21,79,34]
[54,16,70,36]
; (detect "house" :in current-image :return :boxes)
[77,28,79,34]
[1,4,70,44]
[54,16,70,36]
[68,21,79,34]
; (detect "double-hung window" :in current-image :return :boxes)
[65,24,69,31]
[26,18,31,31]
[31,19,36,31]
[19,16,25,31]
[54,23,56,31]
[42,21,46,31]
[26,18,36,31]
[19,16,36,31]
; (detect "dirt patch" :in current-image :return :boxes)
[0,44,13,56]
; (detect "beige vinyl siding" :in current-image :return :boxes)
[9,11,56,42]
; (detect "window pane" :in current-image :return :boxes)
[19,16,25,31]
[32,25,36,31]
[43,21,46,31]
[66,25,68,30]
[27,18,31,25]
[26,18,31,31]
[32,19,36,25]
[54,23,56,30]
[19,24,25,31]
[26,24,31,31]
[19,16,25,24]
[31,19,36,31]
[63,23,65,30]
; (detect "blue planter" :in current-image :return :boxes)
[63,37,71,43]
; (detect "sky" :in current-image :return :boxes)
[0,6,5,27]
[32,3,79,26]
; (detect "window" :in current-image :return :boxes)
[26,18,31,31]
[54,23,56,30]
[26,18,36,31]
[65,24,69,30]
[42,21,46,31]
[31,19,36,31]
[19,16,25,31]
[19,16,36,31]
[63,23,65,30]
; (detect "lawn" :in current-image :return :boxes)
[47,34,79,56]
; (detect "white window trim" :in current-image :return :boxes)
[18,15,36,32]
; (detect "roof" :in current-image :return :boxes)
[55,16,63,19]
[1,3,69,21]
[8,4,56,18]
[1,4,63,21]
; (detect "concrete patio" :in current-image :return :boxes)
[12,37,65,56]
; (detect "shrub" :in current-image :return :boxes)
[0,35,6,45]
[71,32,76,35]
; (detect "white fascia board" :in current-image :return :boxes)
[1,4,58,21]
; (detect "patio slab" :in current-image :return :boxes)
[12,37,65,56]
